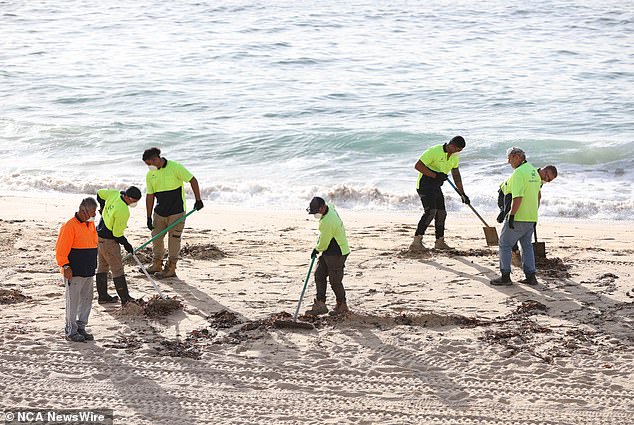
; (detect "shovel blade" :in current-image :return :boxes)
[533,242,546,258]
[483,226,499,246]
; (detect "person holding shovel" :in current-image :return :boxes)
[491,147,542,286]
[142,147,204,278]
[304,196,351,316]
[497,164,558,267]
[410,135,470,252]
[96,186,141,304]
[55,197,99,342]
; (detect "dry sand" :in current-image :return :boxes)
[1,194,633,424]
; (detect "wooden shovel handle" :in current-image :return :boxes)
[446,179,492,228]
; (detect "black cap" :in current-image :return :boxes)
[307,196,325,214]
[125,186,142,200]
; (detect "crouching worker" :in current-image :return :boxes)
[305,197,351,316]
[96,186,141,305]
[55,197,99,342]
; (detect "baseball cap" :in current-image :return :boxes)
[307,196,325,214]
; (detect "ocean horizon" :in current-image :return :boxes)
[1,1,633,219]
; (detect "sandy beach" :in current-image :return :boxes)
[1,193,633,424]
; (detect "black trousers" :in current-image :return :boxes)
[315,254,348,303]
[415,188,447,239]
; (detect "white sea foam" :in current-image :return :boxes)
[1,2,633,219]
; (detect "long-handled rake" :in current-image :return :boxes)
[274,256,316,330]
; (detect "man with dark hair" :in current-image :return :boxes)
[95,186,141,304]
[56,197,99,342]
[410,135,470,252]
[304,196,351,316]
[142,147,204,278]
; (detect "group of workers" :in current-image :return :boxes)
[55,137,557,343]
[408,137,557,286]
[55,148,203,342]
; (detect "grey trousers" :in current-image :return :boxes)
[64,276,94,336]
[315,254,348,303]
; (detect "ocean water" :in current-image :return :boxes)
[1,0,633,219]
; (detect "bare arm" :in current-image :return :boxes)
[451,168,465,194]
[510,197,523,215]
[146,193,155,218]
[189,176,202,201]
[414,160,437,178]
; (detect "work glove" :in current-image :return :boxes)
[496,210,506,224]
[123,241,134,254]
[497,189,505,209]
[508,214,515,229]
[311,249,318,259]
[461,193,470,205]
[194,199,204,211]
[147,217,154,231]
[435,172,448,181]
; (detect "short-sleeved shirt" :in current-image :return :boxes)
[146,159,194,217]
[416,144,460,190]
[507,162,541,222]
[96,189,130,238]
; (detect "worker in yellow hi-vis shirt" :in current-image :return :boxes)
[96,186,141,305]
[142,147,204,278]
[410,136,470,253]
[305,196,351,317]
[490,147,543,286]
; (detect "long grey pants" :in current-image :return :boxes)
[64,276,94,337]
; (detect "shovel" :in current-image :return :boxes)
[274,256,316,330]
[446,179,499,246]
[532,224,546,258]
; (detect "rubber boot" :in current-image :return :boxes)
[511,250,522,268]
[113,275,134,305]
[329,301,350,316]
[305,299,328,316]
[146,259,164,274]
[96,272,119,304]
[490,273,512,286]
[156,260,177,278]
[409,235,427,252]
[519,273,538,286]
[434,237,453,250]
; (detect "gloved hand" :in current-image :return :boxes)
[311,249,318,259]
[123,241,134,254]
[435,172,448,181]
[194,199,204,211]
[508,214,515,229]
[461,193,470,205]
[147,217,154,231]
[496,210,506,223]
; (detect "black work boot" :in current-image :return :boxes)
[519,273,538,286]
[96,273,119,304]
[490,273,512,286]
[113,275,134,305]
[77,328,95,341]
